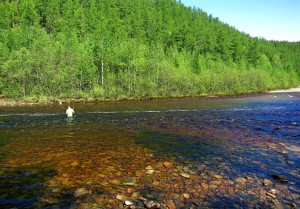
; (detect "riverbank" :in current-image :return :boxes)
[1,86,299,107]
[268,86,300,93]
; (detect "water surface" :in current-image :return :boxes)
[0,93,299,208]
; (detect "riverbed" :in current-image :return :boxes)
[0,92,299,208]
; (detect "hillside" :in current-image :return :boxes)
[0,0,299,101]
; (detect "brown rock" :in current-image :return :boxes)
[166,200,176,209]
[70,160,79,167]
[263,179,273,186]
[127,187,134,194]
[110,179,121,185]
[139,197,161,209]
[197,164,206,171]
[182,193,190,198]
[131,192,140,199]
[211,180,222,185]
[163,161,173,169]
[201,182,209,190]
[145,166,154,170]
[116,194,129,201]
[122,177,136,186]
[214,175,223,179]
[135,170,142,177]
[235,177,247,183]
[209,184,218,189]
[180,173,190,179]
[146,169,155,174]
[152,180,160,186]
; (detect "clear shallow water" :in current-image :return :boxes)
[0,93,299,208]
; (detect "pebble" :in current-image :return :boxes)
[269,189,277,194]
[289,170,300,179]
[173,194,181,199]
[74,188,89,197]
[116,194,128,201]
[153,180,160,186]
[110,179,121,185]
[140,176,153,184]
[51,188,61,193]
[180,173,190,179]
[146,166,154,170]
[163,161,173,169]
[197,164,206,171]
[235,177,247,183]
[124,200,134,206]
[289,186,300,194]
[272,175,288,184]
[214,175,223,179]
[201,182,209,190]
[182,166,189,172]
[189,170,197,175]
[70,160,79,167]
[139,197,161,209]
[266,192,276,199]
[123,177,136,186]
[39,196,59,204]
[182,193,190,198]
[263,179,273,186]
[289,202,297,209]
[166,200,176,209]
[285,146,300,152]
[209,184,218,189]
[131,192,140,199]
[211,180,222,185]
[146,169,155,174]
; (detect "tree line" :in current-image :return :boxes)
[0,0,299,101]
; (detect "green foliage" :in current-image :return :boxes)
[0,0,299,100]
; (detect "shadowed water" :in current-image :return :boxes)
[0,93,299,208]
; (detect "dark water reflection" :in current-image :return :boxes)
[0,93,299,208]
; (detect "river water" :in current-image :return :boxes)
[0,93,299,208]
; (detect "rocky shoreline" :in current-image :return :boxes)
[268,86,300,93]
[0,86,299,107]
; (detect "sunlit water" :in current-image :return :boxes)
[0,93,299,208]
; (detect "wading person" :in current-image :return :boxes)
[66,106,75,117]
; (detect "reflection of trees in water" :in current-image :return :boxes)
[0,166,61,208]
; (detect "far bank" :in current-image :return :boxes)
[1,86,299,107]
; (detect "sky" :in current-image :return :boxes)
[180,0,300,42]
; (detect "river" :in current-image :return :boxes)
[0,92,299,208]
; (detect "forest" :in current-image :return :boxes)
[0,0,299,101]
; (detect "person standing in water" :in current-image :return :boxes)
[66,106,75,117]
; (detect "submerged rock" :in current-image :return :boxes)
[74,188,89,197]
[271,175,288,184]
[182,193,190,198]
[166,200,176,209]
[263,179,273,186]
[116,194,128,201]
[139,197,161,209]
[124,200,135,206]
[289,170,300,179]
[235,177,247,183]
[123,177,136,186]
[163,161,173,169]
[180,173,190,179]
[285,146,300,152]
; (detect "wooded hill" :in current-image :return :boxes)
[0,0,299,100]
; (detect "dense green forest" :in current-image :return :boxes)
[0,0,299,101]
